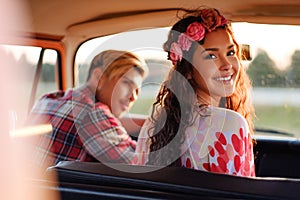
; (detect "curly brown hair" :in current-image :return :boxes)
[147,8,255,167]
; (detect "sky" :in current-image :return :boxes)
[232,22,300,70]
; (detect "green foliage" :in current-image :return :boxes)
[20,48,300,89]
[285,50,300,87]
[40,63,55,82]
[130,98,154,115]
[254,105,300,137]
[247,49,285,87]
[247,49,300,88]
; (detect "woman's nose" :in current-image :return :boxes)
[219,57,232,71]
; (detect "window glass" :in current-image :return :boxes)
[76,24,300,138]
[232,23,300,138]
[36,49,58,99]
[75,28,172,116]
[1,45,58,129]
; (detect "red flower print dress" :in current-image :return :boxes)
[135,106,255,177]
[181,106,255,177]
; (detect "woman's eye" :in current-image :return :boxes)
[204,54,216,59]
[228,50,236,56]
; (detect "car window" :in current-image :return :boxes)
[1,45,59,129]
[232,23,300,138]
[75,28,172,116]
[76,23,300,139]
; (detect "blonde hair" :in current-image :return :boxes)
[87,50,148,81]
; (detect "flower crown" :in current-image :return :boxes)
[169,8,228,65]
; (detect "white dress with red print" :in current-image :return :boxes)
[135,106,255,177]
[181,106,255,176]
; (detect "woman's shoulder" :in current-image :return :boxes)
[209,106,249,130]
[210,106,245,119]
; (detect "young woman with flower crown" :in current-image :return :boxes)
[135,7,256,177]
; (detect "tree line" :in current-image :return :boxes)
[22,48,300,88]
[246,49,300,87]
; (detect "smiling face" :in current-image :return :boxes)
[191,28,240,106]
[96,67,143,118]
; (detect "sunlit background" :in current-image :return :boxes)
[3,20,300,139]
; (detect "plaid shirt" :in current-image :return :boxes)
[27,85,136,167]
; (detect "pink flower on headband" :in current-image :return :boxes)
[177,33,192,51]
[168,8,229,65]
[170,42,183,65]
[186,22,206,41]
[201,8,228,32]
